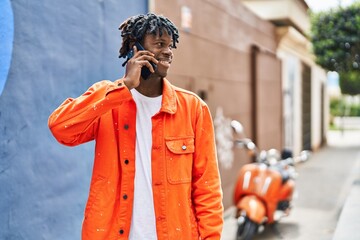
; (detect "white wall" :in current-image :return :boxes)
[311,65,327,150]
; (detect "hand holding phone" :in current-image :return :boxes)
[123,42,157,80]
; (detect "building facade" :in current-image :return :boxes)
[242,0,328,154]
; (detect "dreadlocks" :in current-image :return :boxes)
[118,13,179,59]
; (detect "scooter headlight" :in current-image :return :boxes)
[237,215,246,225]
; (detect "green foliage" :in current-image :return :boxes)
[330,98,345,116]
[349,104,360,116]
[310,2,360,95]
[339,71,360,95]
[330,97,360,116]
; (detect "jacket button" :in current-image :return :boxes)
[124,159,129,164]
[119,229,124,234]
[123,194,128,200]
[182,145,187,150]
[124,124,129,130]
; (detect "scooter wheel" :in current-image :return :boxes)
[236,218,258,240]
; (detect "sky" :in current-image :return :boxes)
[305,0,358,12]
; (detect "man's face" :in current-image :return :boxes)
[142,30,173,78]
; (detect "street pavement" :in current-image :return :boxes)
[221,129,360,240]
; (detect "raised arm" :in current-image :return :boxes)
[48,79,132,146]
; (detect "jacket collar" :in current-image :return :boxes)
[160,78,177,114]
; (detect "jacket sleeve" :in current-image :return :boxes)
[192,103,224,239]
[48,79,132,146]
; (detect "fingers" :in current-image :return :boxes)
[124,47,157,87]
[129,51,158,72]
[132,46,153,57]
[137,60,156,73]
[140,56,158,71]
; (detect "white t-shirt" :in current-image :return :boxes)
[129,89,162,240]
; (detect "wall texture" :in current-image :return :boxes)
[0,1,147,239]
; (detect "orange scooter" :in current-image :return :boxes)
[231,120,310,240]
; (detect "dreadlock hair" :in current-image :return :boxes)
[118,13,179,59]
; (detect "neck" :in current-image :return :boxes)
[136,76,163,97]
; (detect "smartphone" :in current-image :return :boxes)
[125,42,157,80]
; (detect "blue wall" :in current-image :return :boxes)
[0,0,14,95]
[0,0,147,239]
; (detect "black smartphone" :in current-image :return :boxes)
[125,42,157,80]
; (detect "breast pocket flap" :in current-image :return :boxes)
[165,137,195,154]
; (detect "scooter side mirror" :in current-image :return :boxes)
[231,120,244,135]
[246,141,256,151]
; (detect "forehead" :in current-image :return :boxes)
[143,29,172,42]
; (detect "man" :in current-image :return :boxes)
[48,13,223,240]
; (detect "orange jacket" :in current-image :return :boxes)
[48,78,223,240]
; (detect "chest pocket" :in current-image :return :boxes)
[165,137,195,184]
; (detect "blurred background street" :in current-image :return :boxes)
[222,126,360,240]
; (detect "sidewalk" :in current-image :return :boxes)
[333,177,360,240]
[221,130,360,240]
[331,131,360,240]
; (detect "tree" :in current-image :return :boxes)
[310,2,360,95]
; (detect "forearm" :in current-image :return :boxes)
[48,79,132,146]
[192,105,224,239]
